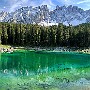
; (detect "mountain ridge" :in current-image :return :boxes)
[0,5,90,26]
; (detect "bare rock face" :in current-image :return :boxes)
[0,5,90,26]
[0,11,8,22]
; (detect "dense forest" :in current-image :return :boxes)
[0,22,90,48]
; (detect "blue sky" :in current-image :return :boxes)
[0,0,90,12]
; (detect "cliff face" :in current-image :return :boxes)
[0,5,90,26]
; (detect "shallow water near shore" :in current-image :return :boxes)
[0,50,90,90]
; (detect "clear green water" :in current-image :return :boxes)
[0,50,90,90]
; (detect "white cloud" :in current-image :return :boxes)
[77,0,90,4]
[8,0,56,12]
[56,0,74,5]
[56,0,90,10]
[3,7,6,9]
[9,0,29,12]
[40,0,55,10]
[2,0,90,12]
[56,0,90,5]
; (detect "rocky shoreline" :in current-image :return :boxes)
[24,46,90,54]
[0,45,90,54]
[0,46,14,53]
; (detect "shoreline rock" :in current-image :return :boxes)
[0,47,14,53]
[0,45,90,54]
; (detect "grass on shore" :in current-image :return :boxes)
[0,44,11,49]
[0,44,24,50]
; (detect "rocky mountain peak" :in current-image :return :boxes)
[0,5,90,26]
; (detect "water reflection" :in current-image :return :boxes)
[0,51,90,76]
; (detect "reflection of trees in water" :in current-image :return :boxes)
[0,54,9,70]
[0,51,90,76]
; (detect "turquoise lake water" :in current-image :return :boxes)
[0,50,90,90]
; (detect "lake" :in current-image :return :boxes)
[0,50,90,90]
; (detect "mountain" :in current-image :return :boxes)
[0,11,8,22]
[0,5,90,26]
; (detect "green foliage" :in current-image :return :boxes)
[0,22,90,47]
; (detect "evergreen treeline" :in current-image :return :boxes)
[0,22,90,47]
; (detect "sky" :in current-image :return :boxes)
[0,0,90,12]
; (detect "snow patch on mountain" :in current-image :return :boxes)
[0,5,90,26]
